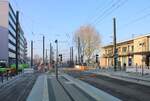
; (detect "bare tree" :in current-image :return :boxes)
[74,24,101,64]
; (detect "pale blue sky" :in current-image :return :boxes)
[10,0,150,60]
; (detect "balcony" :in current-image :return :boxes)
[103,53,113,58]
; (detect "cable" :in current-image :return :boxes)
[119,10,150,30]
[94,0,128,25]
[88,0,114,23]
[92,0,121,25]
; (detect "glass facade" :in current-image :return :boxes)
[8,4,16,62]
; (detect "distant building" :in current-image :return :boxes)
[0,0,27,65]
[100,34,150,68]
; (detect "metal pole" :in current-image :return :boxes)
[15,11,19,74]
[113,18,117,71]
[70,47,71,65]
[43,36,45,66]
[46,49,47,65]
[31,40,33,68]
[142,44,144,76]
[72,47,74,65]
[55,40,58,79]
[78,37,80,64]
[50,43,52,65]
[75,55,77,64]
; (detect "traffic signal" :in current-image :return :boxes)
[96,54,99,63]
[59,54,62,62]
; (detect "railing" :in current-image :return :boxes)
[126,66,150,74]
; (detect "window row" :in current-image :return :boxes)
[9,5,16,22]
[8,24,16,37]
[8,34,16,44]
[8,43,16,51]
[9,51,16,58]
[8,15,16,29]
[105,46,134,54]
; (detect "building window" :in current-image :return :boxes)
[105,50,107,54]
[131,46,134,52]
[8,15,16,28]
[108,50,112,54]
[8,34,16,44]
[9,51,16,58]
[9,5,16,22]
[122,47,127,53]
[8,43,16,51]
[128,45,130,51]
[8,24,16,37]
[118,47,121,53]
[122,57,127,65]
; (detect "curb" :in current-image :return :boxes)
[111,74,150,82]
[91,72,150,86]
[63,74,121,101]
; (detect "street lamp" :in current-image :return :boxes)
[55,40,58,79]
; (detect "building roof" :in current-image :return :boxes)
[102,33,150,48]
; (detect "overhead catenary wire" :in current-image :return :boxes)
[105,3,150,36]
[94,0,128,26]
[88,0,114,23]
[91,0,117,24]
[119,7,150,30]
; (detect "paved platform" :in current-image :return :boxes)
[28,72,121,101]
[48,75,97,101]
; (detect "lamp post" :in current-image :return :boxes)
[55,40,58,79]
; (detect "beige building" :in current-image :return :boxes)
[100,34,150,68]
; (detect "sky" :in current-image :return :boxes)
[9,0,150,60]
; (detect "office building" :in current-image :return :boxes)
[0,0,27,65]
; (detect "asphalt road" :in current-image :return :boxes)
[67,70,150,101]
[0,72,40,101]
